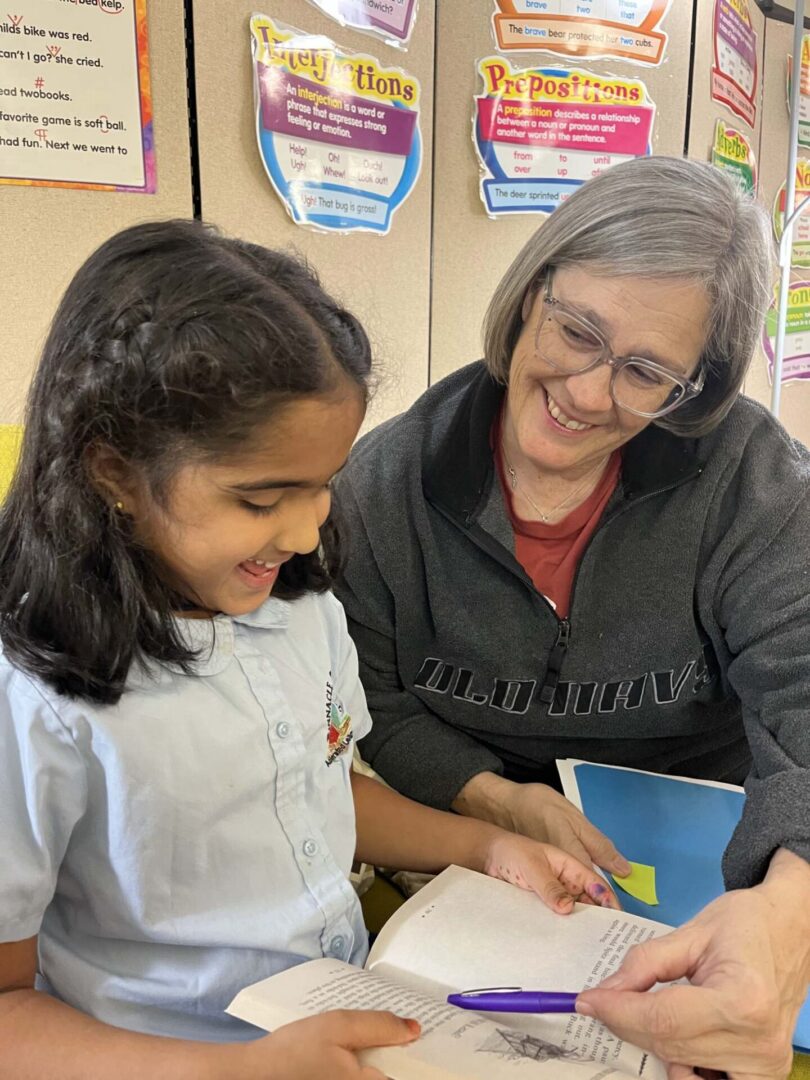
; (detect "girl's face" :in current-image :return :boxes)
[124,390,365,616]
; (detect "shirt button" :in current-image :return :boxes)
[303,839,318,858]
[276,721,290,739]
[330,935,346,956]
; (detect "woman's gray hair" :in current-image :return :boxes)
[482,156,774,436]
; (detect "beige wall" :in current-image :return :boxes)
[192,0,435,430]
[0,0,193,425]
[2,0,808,447]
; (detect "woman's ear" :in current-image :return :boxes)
[84,443,140,513]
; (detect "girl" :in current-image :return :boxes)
[0,221,617,1079]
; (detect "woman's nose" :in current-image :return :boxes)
[564,362,614,416]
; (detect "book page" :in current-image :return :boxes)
[227,957,628,1080]
[367,866,672,1080]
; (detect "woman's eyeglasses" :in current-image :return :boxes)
[534,274,704,419]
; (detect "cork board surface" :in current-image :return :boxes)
[429,0,697,386]
[0,0,193,425]
[192,0,435,428]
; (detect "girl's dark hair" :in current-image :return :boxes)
[0,219,372,705]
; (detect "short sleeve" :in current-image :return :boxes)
[327,594,373,744]
[0,662,88,942]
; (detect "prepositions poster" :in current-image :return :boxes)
[474,57,655,217]
[0,0,154,193]
[763,282,810,384]
[786,39,810,150]
[251,14,421,234]
[304,0,418,48]
[711,0,757,129]
[491,1,672,66]
[773,161,810,268]
[710,119,756,194]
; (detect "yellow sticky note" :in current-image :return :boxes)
[612,861,659,905]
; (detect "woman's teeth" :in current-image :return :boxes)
[547,392,593,431]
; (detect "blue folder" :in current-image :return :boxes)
[561,761,810,1052]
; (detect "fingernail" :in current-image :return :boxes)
[404,1018,421,1036]
[575,998,595,1017]
[615,857,632,876]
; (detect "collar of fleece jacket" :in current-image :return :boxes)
[421,362,704,525]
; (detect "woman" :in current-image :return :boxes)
[335,157,810,1078]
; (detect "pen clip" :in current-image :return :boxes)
[457,986,522,997]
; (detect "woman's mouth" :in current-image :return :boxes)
[544,389,595,434]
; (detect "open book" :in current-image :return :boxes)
[227,865,672,1080]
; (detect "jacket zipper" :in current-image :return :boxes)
[436,467,703,708]
[535,470,703,705]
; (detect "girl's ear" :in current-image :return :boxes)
[84,443,141,513]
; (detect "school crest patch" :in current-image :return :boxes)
[325,677,353,766]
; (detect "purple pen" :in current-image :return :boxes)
[447,987,578,1014]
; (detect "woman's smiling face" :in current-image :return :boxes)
[505,266,711,477]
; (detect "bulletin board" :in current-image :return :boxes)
[0,0,193,427]
[745,16,810,444]
[191,0,436,429]
[429,0,698,386]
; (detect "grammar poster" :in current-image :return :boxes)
[763,283,810,384]
[304,0,418,48]
[491,1,672,66]
[474,57,655,216]
[251,15,421,233]
[0,0,155,193]
[711,0,758,128]
[710,120,756,195]
[773,161,810,269]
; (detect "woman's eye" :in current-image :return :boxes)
[562,324,599,348]
[240,501,281,517]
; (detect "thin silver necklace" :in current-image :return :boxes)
[501,442,609,523]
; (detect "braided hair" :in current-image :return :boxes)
[0,220,373,704]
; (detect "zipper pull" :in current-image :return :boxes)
[538,618,570,704]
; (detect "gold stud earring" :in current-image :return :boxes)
[114,500,125,512]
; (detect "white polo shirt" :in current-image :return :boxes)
[0,592,371,1041]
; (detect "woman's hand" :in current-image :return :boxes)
[480,829,622,913]
[235,1010,420,1079]
[453,771,631,878]
[575,849,810,1079]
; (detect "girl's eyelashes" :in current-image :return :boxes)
[240,500,282,517]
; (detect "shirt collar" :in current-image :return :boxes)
[128,598,291,685]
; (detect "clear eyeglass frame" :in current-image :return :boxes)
[534,273,705,420]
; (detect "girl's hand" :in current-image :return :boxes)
[481,829,621,914]
[453,772,631,879]
[235,1010,421,1079]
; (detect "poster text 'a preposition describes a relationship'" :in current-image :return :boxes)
[0,0,154,192]
[251,14,421,233]
[474,57,655,217]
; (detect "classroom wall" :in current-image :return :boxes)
[0,0,193,427]
[748,15,810,440]
[2,0,809,450]
[191,0,435,429]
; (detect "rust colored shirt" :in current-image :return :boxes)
[494,417,621,619]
